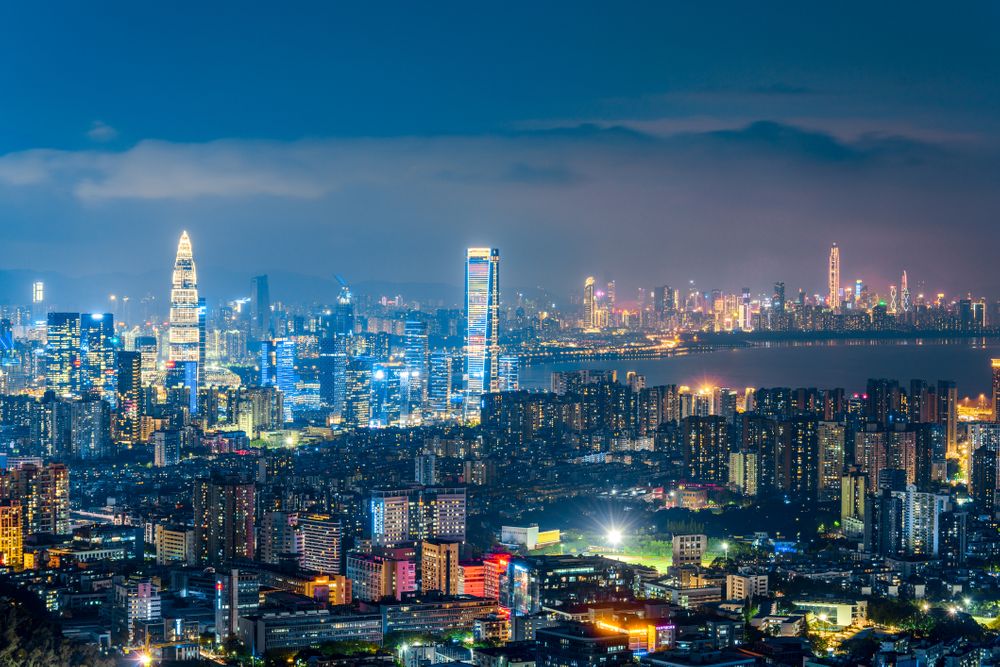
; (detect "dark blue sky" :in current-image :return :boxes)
[2,2,1000,304]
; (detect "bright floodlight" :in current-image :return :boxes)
[607,528,623,546]
[964,597,971,606]
[138,654,152,667]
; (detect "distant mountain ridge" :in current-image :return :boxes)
[0,269,465,313]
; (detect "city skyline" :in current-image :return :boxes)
[4,5,1000,665]
[1,234,987,316]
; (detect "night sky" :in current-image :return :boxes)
[2,2,999,303]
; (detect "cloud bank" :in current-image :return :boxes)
[0,121,997,301]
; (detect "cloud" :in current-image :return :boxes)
[87,120,119,142]
[0,121,949,201]
[0,121,997,298]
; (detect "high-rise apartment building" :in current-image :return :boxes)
[993,359,1000,421]
[0,503,23,570]
[298,513,343,575]
[6,462,70,536]
[152,430,181,467]
[193,474,256,565]
[422,538,461,595]
[370,486,466,547]
[682,416,729,484]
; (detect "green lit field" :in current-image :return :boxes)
[536,532,730,574]
[602,552,672,572]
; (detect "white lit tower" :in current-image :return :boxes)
[828,243,840,311]
[583,276,596,329]
[169,231,201,371]
[901,271,912,313]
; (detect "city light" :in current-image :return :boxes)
[1,14,997,665]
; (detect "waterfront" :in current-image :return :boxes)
[520,338,1000,396]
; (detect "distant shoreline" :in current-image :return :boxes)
[519,331,1000,366]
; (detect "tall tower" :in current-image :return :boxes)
[31,281,45,324]
[992,359,1000,422]
[250,275,271,341]
[900,271,912,313]
[169,231,200,366]
[45,313,81,395]
[828,243,840,310]
[404,318,429,414]
[583,276,596,329]
[464,248,500,404]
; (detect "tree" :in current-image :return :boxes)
[0,586,114,667]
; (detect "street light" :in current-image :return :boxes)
[722,541,729,561]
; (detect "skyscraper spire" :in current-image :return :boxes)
[169,231,200,364]
[828,243,840,311]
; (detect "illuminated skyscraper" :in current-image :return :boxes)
[738,288,752,331]
[498,355,519,392]
[937,380,958,456]
[260,338,296,422]
[464,248,500,403]
[427,350,453,416]
[372,362,403,427]
[169,231,200,370]
[889,285,898,314]
[116,351,142,446]
[993,359,1000,421]
[828,243,840,310]
[31,281,45,324]
[250,275,272,341]
[344,357,373,428]
[404,318,429,412]
[79,312,116,403]
[583,276,596,329]
[46,313,81,395]
[900,271,911,313]
[0,503,23,570]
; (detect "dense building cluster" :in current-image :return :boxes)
[0,234,998,666]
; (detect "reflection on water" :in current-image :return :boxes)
[520,338,1000,397]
